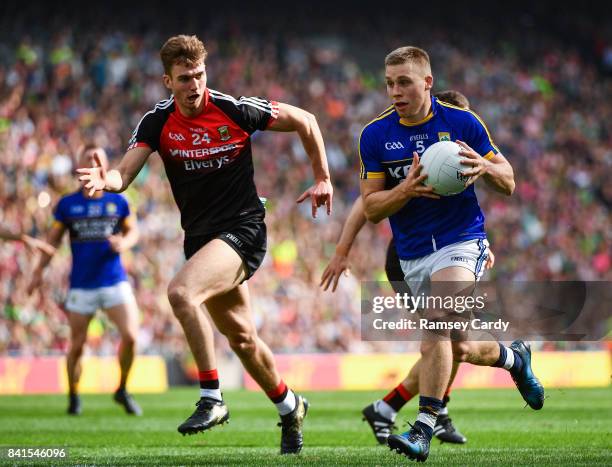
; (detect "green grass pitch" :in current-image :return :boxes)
[0,387,610,465]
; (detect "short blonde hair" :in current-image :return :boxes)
[160,35,208,75]
[385,46,431,75]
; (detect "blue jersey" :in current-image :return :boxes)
[359,97,500,260]
[54,191,130,288]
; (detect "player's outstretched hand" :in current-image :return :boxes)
[296,178,333,218]
[402,152,440,200]
[320,254,350,292]
[22,235,56,256]
[76,152,107,197]
[457,140,490,187]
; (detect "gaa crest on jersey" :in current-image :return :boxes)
[106,202,117,215]
[217,125,231,141]
[438,132,451,141]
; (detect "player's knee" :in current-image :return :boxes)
[167,283,197,314]
[69,338,86,356]
[120,332,136,349]
[452,341,471,362]
[420,340,436,356]
[227,331,257,356]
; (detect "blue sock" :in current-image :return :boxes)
[414,396,443,440]
[493,343,523,373]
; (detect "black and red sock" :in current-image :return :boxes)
[199,369,221,401]
[266,380,296,416]
[382,383,413,412]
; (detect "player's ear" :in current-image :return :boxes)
[162,74,172,90]
[424,75,433,91]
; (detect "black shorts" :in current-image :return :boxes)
[184,215,267,281]
[385,238,411,294]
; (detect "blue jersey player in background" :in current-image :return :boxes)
[359,46,544,462]
[28,145,142,417]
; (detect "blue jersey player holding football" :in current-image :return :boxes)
[359,46,544,462]
[28,145,142,417]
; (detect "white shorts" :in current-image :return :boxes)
[399,239,489,297]
[65,281,135,315]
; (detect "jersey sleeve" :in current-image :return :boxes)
[53,197,67,225]
[117,195,130,219]
[115,195,132,231]
[238,96,279,133]
[210,91,279,134]
[465,111,500,160]
[127,99,173,152]
[359,125,385,180]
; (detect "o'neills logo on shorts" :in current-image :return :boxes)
[451,256,468,263]
[224,233,243,248]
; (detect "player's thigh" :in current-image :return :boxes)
[171,238,247,304]
[399,256,430,297]
[431,265,476,294]
[205,283,255,338]
[101,282,138,336]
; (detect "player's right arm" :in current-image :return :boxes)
[361,152,439,224]
[77,146,153,195]
[0,226,23,242]
[0,226,56,255]
[27,221,66,295]
[320,197,368,292]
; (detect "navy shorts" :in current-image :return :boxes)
[184,215,267,281]
[385,238,405,284]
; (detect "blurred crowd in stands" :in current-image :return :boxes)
[1,2,610,357]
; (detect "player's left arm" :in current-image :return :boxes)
[267,103,333,217]
[320,196,368,292]
[458,141,515,195]
[108,213,139,253]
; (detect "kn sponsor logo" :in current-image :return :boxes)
[382,158,413,179]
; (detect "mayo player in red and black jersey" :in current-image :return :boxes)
[78,35,333,455]
[127,90,276,236]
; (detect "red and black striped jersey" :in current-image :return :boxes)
[128,88,279,236]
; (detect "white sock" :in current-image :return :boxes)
[200,388,222,401]
[275,390,297,416]
[416,411,437,430]
[376,400,398,422]
[439,405,449,416]
[501,345,515,370]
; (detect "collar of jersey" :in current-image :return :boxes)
[398,96,437,127]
